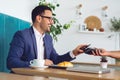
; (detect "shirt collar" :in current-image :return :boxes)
[33,26,45,38]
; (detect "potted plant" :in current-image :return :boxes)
[100,56,108,68]
[39,0,73,41]
[110,17,120,65]
[110,17,120,32]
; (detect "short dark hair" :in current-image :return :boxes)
[31,5,52,23]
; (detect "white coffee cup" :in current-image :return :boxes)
[30,59,45,67]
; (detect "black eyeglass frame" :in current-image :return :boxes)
[40,15,54,21]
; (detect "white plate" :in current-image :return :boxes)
[29,65,48,69]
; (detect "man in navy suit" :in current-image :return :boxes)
[7,5,86,70]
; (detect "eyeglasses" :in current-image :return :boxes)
[40,15,53,21]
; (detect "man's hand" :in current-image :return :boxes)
[44,59,53,66]
[73,44,87,56]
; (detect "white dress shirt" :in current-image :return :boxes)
[33,26,45,60]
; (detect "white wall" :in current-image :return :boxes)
[0,0,120,64]
[0,0,39,22]
[54,0,120,64]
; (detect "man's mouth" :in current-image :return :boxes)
[47,25,51,31]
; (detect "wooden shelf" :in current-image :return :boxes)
[78,31,105,34]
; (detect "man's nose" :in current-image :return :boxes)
[50,20,54,25]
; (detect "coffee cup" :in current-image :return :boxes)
[30,59,45,67]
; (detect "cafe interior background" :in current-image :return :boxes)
[0,0,120,72]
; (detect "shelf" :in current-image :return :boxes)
[78,31,105,34]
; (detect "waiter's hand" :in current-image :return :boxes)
[73,44,87,56]
[44,59,53,66]
[92,48,108,56]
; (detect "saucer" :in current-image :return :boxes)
[29,65,48,69]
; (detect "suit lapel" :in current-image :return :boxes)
[29,27,37,59]
[43,35,50,59]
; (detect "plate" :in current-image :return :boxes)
[49,65,68,69]
[29,65,48,69]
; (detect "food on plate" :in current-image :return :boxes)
[57,61,73,67]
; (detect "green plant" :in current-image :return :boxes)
[39,0,73,41]
[100,56,107,62]
[110,17,120,32]
[116,59,120,64]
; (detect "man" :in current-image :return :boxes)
[92,49,120,59]
[7,5,86,70]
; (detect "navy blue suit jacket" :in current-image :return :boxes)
[7,27,74,70]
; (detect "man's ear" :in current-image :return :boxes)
[36,15,41,23]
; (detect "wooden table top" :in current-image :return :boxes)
[0,72,49,80]
[12,66,120,80]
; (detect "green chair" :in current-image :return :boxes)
[0,13,30,72]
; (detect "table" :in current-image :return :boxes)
[0,72,49,80]
[12,65,120,80]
